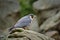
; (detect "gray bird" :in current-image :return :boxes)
[9,14,34,31]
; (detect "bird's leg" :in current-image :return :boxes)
[23,27,29,30]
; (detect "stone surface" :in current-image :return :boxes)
[0,0,20,37]
[33,0,60,10]
[7,28,55,40]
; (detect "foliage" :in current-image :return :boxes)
[19,0,36,17]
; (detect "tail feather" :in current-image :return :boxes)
[9,26,14,32]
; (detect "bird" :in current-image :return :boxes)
[9,14,34,31]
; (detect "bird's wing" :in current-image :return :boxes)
[14,16,31,28]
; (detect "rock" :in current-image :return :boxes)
[39,11,60,33]
[33,0,60,10]
[0,0,20,31]
[45,31,60,40]
[33,0,60,33]
[0,0,20,40]
[33,0,60,26]
[45,31,59,37]
[7,28,55,40]
[0,0,20,15]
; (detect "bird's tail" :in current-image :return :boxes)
[9,26,14,32]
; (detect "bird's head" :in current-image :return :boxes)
[28,14,34,20]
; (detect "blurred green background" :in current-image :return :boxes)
[18,0,36,17]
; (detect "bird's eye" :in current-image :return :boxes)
[31,15,33,18]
